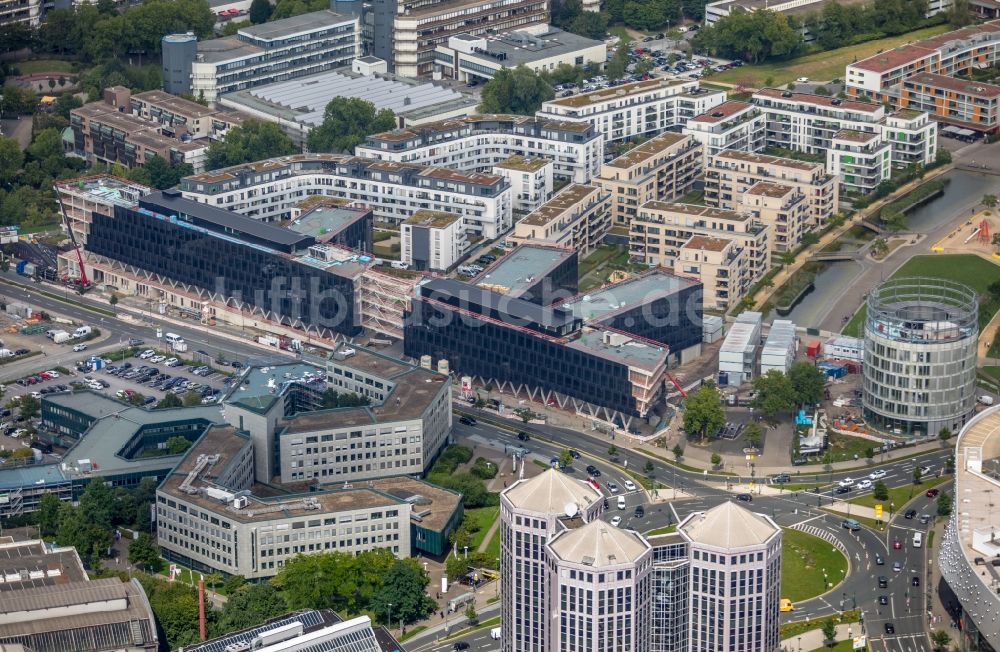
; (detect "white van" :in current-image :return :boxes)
[164,332,183,345]
[913,532,923,548]
[490,627,502,640]
[617,496,626,510]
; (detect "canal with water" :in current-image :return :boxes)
[766,170,1000,328]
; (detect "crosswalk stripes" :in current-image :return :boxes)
[791,523,849,556]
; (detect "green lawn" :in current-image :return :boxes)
[781,528,848,602]
[843,254,1000,336]
[848,474,950,510]
[483,525,501,561]
[464,507,500,551]
[14,59,74,75]
[796,433,880,466]
[781,611,860,640]
[707,24,952,87]
[646,524,677,536]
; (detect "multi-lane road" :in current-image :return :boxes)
[406,413,951,652]
[0,274,292,377]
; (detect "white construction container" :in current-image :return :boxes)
[703,315,724,343]
[824,335,863,362]
[719,312,763,385]
[760,319,797,375]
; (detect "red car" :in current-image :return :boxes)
[926,488,940,498]
[893,539,902,550]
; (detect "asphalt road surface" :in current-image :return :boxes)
[0,273,292,373]
[407,412,951,651]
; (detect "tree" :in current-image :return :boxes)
[939,427,952,443]
[814,85,830,96]
[0,135,24,186]
[128,532,162,571]
[683,383,725,442]
[213,584,288,635]
[931,630,951,652]
[872,237,889,257]
[821,618,837,647]
[465,602,478,624]
[1,85,38,117]
[558,449,574,469]
[913,466,923,484]
[643,460,655,477]
[743,421,762,449]
[873,480,889,501]
[142,155,192,190]
[156,393,183,409]
[306,97,396,153]
[479,65,555,115]
[128,392,146,407]
[205,119,296,171]
[249,0,272,23]
[672,444,684,461]
[865,446,875,463]
[18,394,40,420]
[37,491,62,537]
[606,39,631,80]
[993,233,1000,252]
[182,391,202,407]
[933,491,951,518]
[751,370,796,418]
[710,452,722,468]
[370,559,435,625]
[693,8,801,63]
[948,0,972,27]
[985,194,998,210]
[788,362,826,406]
[567,11,608,39]
[608,444,619,458]
[165,436,192,455]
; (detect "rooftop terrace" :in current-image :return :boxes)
[520,184,600,226]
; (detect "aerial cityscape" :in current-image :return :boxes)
[2,0,1000,651]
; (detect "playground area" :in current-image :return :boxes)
[930,209,1000,259]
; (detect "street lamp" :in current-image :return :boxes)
[388,603,393,630]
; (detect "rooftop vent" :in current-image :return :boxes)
[711,111,725,118]
[781,91,793,98]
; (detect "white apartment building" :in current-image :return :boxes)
[680,501,782,652]
[179,154,512,238]
[537,78,726,144]
[752,88,937,169]
[630,202,771,282]
[401,210,467,271]
[356,115,604,184]
[164,11,360,105]
[719,311,763,385]
[826,130,892,197]
[547,520,654,652]
[705,150,839,227]
[493,156,554,213]
[510,184,611,255]
[683,100,766,161]
[500,469,605,652]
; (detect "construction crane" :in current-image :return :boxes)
[54,187,90,291]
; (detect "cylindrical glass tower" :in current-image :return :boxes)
[862,277,978,437]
